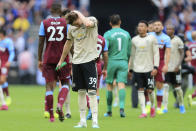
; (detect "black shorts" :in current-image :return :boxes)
[72,60,97,92]
[165,71,181,86]
[134,72,154,90]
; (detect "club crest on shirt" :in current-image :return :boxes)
[139,46,146,49]
[76,33,86,41]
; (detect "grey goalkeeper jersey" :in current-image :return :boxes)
[129,34,160,73]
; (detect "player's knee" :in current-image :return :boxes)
[138,88,144,91]
[163,83,170,90]
[107,84,113,91]
[0,76,6,84]
[118,82,125,89]
[156,82,163,89]
[88,90,96,96]
[78,89,86,95]
[148,89,153,93]
[174,84,181,89]
[46,82,55,91]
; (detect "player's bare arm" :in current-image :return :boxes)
[73,10,95,28]
[128,42,135,79]
[102,51,108,79]
[5,62,11,68]
[162,48,171,73]
[38,36,45,71]
[151,37,159,76]
[57,40,73,67]
[175,48,184,72]
[185,50,192,62]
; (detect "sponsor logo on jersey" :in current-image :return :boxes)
[51,22,61,25]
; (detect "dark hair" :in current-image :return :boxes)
[148,20,155,25]
[66,12,79,25]
[51,2,62,15]
[154,19,163,24]
[0,28,6,36]
[110,14,121,25]
[61,9,71,17]
[139,20,148,26]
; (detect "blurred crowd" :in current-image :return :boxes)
[4,0,196,84]
[151,0,196,38]
[0,0,89,84]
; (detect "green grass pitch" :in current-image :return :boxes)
[0,85,196,131]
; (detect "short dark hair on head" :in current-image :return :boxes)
[51,2,62,15]
[66,12,79,25]
[139,20,148,26]
[110,14,121,25]
[61,9,71,17]
[154,19,163,24]
[148,20,155,25]
[0,28,6,36]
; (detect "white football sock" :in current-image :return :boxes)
[65,91,71,114]
[163,83,169,110]
[175,87,184,106]
[88,90,98,124]
[0,85,6,105]
[78,89,87,123]
[138,90,146,114]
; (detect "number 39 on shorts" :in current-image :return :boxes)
[89,77,97,88]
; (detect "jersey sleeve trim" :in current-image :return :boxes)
[39,21,45,36]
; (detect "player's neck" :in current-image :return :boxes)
[156,31,162,36]
[112,25,120,28]
[51,14,60,18]
[1,36,6,40]
[170,35,174,39]
[139,33,147,37]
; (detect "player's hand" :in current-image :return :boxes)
[128,72,132,80]
[5,62,11,68]
[151,69,157,76]
[56,61,63,70]
[102,69,107,80]
[162,65,168,74]
[174,66,180,72]
[38,61,43,71]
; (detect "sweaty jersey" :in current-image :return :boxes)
[97,35,108,62]
[150,32,171,61]
[104,28,131,61]
[0,38,15,66]
[187,42,196,66]
[39,17,68,64]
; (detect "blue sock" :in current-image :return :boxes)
[46,91,53,96]
[97,96,100,101]
[157,88,163,96]
[2,82,8,89]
